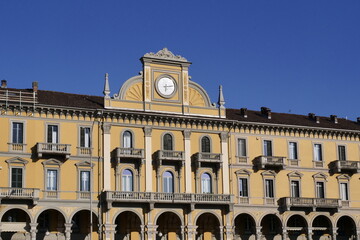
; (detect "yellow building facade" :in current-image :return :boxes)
[1,48,360,240]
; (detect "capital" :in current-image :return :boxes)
[103,123,111,134]
[144,127,152,137]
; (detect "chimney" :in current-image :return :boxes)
[261,107,271,119]
[1,80,7,88]
[240,108,248,118]
[357,117,360,124]
[330,115,338,124]
[308,113,319,123]
[32,81,38,92]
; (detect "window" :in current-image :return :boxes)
[239,178,248,197]
[316,182,325,198]
[201,136,211,153]
[122,169,133,192]
[11,168,23,188]
[12,122,23,144]
[338,145,346,161]
[163,134,173,151]
[314,144,322,161]
[263,140,272,156]
[291,180,300,198]
[265,179,274,198]
[123,131,133,148]
[163,171,174,193]
[288,142,298,160]
[47,125,59,143]
[201,173,212,193]
[340,182,349,201]
[80,127,91,148]
[46,169,58,191]
[80,171,90,192]
[237,139,247,157]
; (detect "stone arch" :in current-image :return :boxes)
[234,213,257,239]
[154,209,184,226]
[195,212,221,240]
[34,207,68,223]
[311,215,332,240]
[284,213,309,228]
[114,210,143,240]
[116,75,143,100]
[335,215,357,240]
[260,214,282,239]
[286,214,308,240]
[70,209,99,240]
[194,211,222,227]
[155,211,183,240]
[68,208,99,223]
[233,212,257,226]
[36,208,67,239]
[257,212,282,226]
[0,206,34,223]
[112,209,144,225]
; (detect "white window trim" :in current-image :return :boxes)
[235,169,251,202]
[287,171,303,198]
[262,139,273,156]
[261,170,276,204]
[312,142,324,168]
[337,174,351,203]
[9,120,27,152]
[117,165,137,192]
[200,171,213,194]
[42,159,62,198]
[77,125,93,155]
[336,144,347,161]
[161,132,175,151]
[121,129,135,148]
[199,134,213,153]
[45,122,60,143]
[236,137,249,164]
[5,157,28,188]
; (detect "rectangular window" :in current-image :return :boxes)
[314,144,323,161]
[12,122,24,144]
[237,139,247,157]
[46,169,58,191]
[291,180,300,197]
[80,127,91,148]
[80,171,90,191]
[265,179,274,198]
[239,178,249,197]
[263,140,272,156]
[316,182,325,198]
[340,183,349,201]
[288,142,298,160]
[47,125,59,143]
[11,168,23,188]
[338,145,346,161]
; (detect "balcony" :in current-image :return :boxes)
[77,147,92,156]
[8,143,26,152]
[156,150,184,162]
[105,191,233,210]
[0,187,40,205]
[254,156,286,169]
[280,197,341,211]
[37,143,71,159]
[116,147,144,159]
[194,152,222,163]
[329,160,360,173]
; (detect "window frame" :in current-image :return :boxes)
[337,174,351,204]
[45,123,60,144]
[46,169,59,191]
[9,120,26,152]
[261,170,276,204]
[337,144,347,161]
[162,170,174,193]
[287,171,303,198]
[200,135,212,153]
[162,132,174,151]
[121,168,134,192]
[263,139,273,157]
[312,142,324,168]
[121,129,134,149]
[79,126,92,148]
[315,181,325,198]
[42,159,62,198]
[236,137,248,163]
[6,157,28,188]
[288,141,298,160]
[200,172,212,194]
[10,167,24,188]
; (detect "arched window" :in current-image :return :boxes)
[201,136,211,153]
[163,134,173,151]
[122,169,133,191]
[123,131,133,148]
[201,173,212,193]
[163,171,174,193]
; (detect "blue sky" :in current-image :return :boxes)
[1,1,359,120]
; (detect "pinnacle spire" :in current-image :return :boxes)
[218,85,225,107]
[103,73,110,98]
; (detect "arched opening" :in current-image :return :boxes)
[115,211,141,240]
[196,213,220,240]
[201,136,211,153]
[156,212,182,240]
[70,210,99,240]
[312,215,332,240]
[1,208,31,240]
[123,131,133,149]
[163,171,174,193]
[336,216,356,240]
[201,173,212,193]
[286,215,307,240]
[122,169,134,191]
[163,134,173,151]
[234,213,256,240]
[260,214,282,240]
[36,209,66,239]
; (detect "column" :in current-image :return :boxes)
[332,228,338,240]
[146,224,158,240]
[103,123,112,190]
[282,228,287,240]
[140,225,145,240]
[225,225,234,240]
[307,227,313,240]
[29,223,38,240]
[256,226,262,240]
[104,224,116,240]
[180,225,185,240]
[183,130,192,193]
[219,226,224,240]
[356,230,360,240]
[220,133,230,194]
[186,225,198,240]
[144,127,153,192]
[64,223,72,240]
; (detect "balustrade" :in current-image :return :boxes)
[280,197,341,211]
[255,156,286,169]
[37,142,71,158]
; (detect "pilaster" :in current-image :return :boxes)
[186,225,198,240]
[104,224,116,240]
[144,127,153,192]
[220,132,230,194]
[146,224,158,240]
[64,223,72,240]
[183,130,192,193]
[30,223,38,240]
[103,123,112,190]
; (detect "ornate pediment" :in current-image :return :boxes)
[235,169,252,176]
[5,157,28,166]
[287,171,303,178]
[261,170,276,177]
[75,161,94,168]
[313,172,328,180]
[42,158,62,167]
[143,48,188,62]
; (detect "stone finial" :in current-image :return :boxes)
[218,85,225,107]
[143,48,188,62]
[103,73,110,98]
[32,81,38,92]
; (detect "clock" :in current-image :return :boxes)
[156,77,176,97]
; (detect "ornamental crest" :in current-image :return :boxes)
[143,48,188,62]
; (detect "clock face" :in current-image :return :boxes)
[156,77,176,97]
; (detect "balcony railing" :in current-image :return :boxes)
[280,197,341,211]
[116,147,144,159]
[0,187,40,205]
[37,143,71,159]
[105,191,233,209]
[329,160,360,173]
[157,150,184,161]
[77,147,92,156]
[77,191,91,199]
[237,197,250,204]
[254,156,286,169]
[8,143,26,152]
[44,190,59,199]
[195,152,222,163]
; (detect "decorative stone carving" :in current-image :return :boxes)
[220,132,228,142]
[144,127,152,137]
[183,130,191,139]
[103,123,111,134]
[143,48,188,62]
